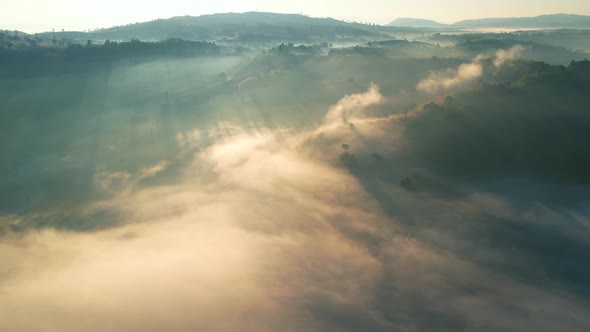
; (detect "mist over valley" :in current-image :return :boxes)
[2,8,590,332]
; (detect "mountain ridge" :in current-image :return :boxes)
[454,13,590,28]
[10,12,590,43]
[389,13,590,28]
[34,12,388,43]
[388,18,448,28]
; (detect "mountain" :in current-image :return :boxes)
[453,14,590,28]
[387,14,590,29]
[388,18,448,28]
[42,12,386,43]
[31,12,446,45]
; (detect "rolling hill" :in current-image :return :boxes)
[388,18,448,28]
[454,14,590,28]
[388,14,590,29]
[37,12,388,43]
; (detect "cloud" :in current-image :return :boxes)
[323,82,384,127]
[96,161,168,195]
[0,124,394,332]
[417,45,526,94]
[494,45,526,68]
[417,62,483,94]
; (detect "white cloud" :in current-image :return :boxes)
[323,82,384,127]
[417,62,483,94]
[417,45,526,94]
[494,45,527,68]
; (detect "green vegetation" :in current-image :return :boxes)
[401,60,590,183]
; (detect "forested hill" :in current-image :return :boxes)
[36,12,388,43]
[401,60,590,184]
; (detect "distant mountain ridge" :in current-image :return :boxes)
[389,13,590,28]
[40,12,386,43]
[454,14,590,28]
[14,12,590,44]
[388,18,447,28]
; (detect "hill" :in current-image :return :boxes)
[37,12,387,44]
[453,14,590,28]
[388,18,448,28]
[402,60,590,184]
[386,14,590,29]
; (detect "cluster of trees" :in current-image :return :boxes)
[270,42,329,55]
[73,38,220,57]
[401,60,590,184]
[0,37,221,62]
[0,31,43,48]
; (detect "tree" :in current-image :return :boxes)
[339,144,357,170]
[371,153,385,163]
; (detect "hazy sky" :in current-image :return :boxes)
[2,0,590,32]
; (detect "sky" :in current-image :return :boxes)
[2,0,590,33]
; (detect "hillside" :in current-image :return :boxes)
[387,14,590,29]
[38,12,387,43]
[388,18,448,28]
[454,13,590,28]
[401,60,590,184]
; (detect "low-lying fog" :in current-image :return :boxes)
[1,36,590,332]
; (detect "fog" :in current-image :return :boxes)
[2,78,590,331]
[2,17,590,331]
[417,45,525,93]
